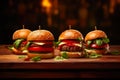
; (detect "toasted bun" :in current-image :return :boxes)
[11,47,27,55]
[13,29,31,40]
[85,49,108,55]
[27,30,54,41]
[85,30,107,42]
[59,29,83,40]
[60,51,84,58]
[13,51,27,55]
[27,52,54,59]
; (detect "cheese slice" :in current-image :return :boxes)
[33,42,45,45]
[74,43,82,47]
[58,42,66,46]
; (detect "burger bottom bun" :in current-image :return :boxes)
[84,49,108,55]
[60,51,85,58]
[12,47,27,55]
[13,51,27,55]
[27,52,54,59]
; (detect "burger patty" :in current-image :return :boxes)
[59,45,82,52]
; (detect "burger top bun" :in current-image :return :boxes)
[85,30,107,42]
[27,30,54,41]
[58,29,83,41]
[13,29,32,40]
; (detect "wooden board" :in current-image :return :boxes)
[0,45,120,63]
[1,45,120,78]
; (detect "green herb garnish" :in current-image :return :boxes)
[24,42,31,49]
[54,56,66,61]
[54,41,61,47]
[18,55,26,59]
[31,56,41,62]
[8,46,14,50]
[61,51,68,59]
[102,38,110,43]
[87,40,92,45]
[13,39,24,48]
[84,51,102,58]
[88,53,102,58]
[109,50,120,55]
[77,37,82,41]
[96,39,103,46]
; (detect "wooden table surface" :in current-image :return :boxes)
[0,45,120,78]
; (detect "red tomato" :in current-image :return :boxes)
[28,46,54,53]
[91,43,108,49]
[22,40,27,45]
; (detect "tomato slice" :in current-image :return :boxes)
[90,43,108,49]
[22,40,28,45]
[28,46,54,53]
[62,39,80,46]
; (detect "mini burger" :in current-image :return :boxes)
[57,29,84,58]
[27,30,55,59]
[84,29,110,55]
[11,27,31,55]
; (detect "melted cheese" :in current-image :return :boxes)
[74,43,82,47]
[33,42,45,45]
[58,42,66,46]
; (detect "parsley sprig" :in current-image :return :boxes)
[31,56,41,62]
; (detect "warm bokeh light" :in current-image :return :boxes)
[42,0,52,8]
[41,0,52,26]
[0,0,120,44]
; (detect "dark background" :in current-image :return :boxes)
[0,0,120,45]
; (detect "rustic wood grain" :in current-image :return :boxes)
[0,45,120,78]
